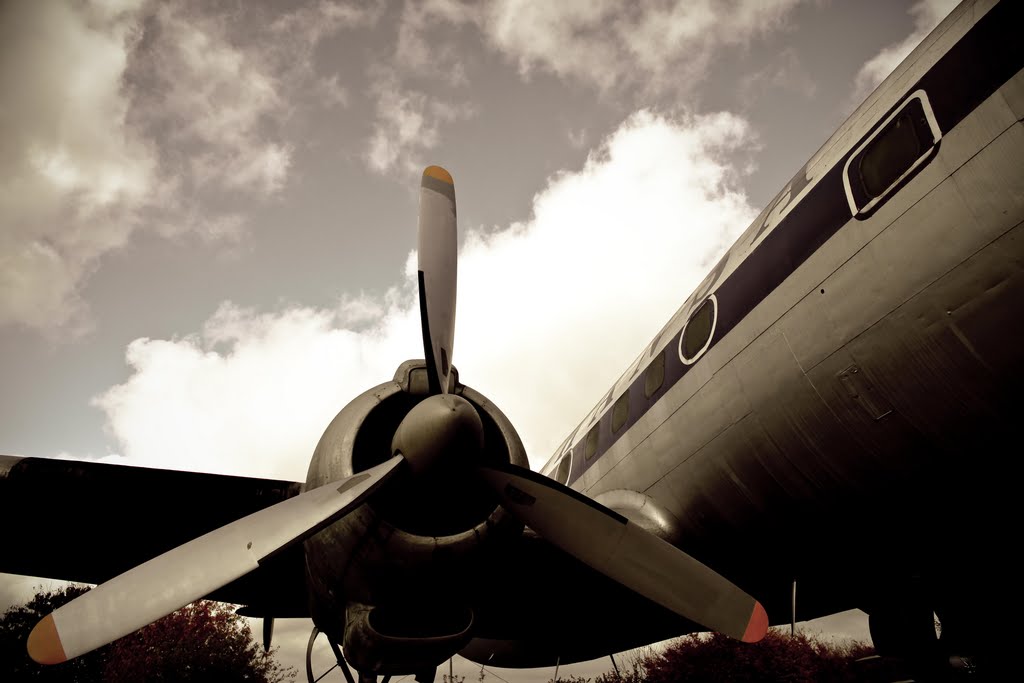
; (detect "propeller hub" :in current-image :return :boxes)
[391,394,484,475]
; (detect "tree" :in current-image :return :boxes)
[0,585,294,682]
[1,585,106,682]
[640,631,879,683]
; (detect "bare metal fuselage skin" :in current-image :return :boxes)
[526,0,1021,662]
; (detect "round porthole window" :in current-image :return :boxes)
[678,295,717,365]
[555,452,572,485]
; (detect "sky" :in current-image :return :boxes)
[0,0,958,678]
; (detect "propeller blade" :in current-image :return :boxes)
[27,456,403,665]
[477,464,768,643]
[418,165,457,394]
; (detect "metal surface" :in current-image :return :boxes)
[418,166,458,395]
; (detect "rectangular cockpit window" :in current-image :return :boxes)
[611,392,629,433]
[585,424,599,460]
[843,90,940,219]
[859,112,923,197]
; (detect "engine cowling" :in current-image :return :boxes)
[302,360,528,654]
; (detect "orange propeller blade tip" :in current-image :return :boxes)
[742,601,769,643]
[423,165,453,185]
[27,614,67,665]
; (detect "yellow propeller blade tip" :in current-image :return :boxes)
[27,614,67,665]
[423,165,453,185]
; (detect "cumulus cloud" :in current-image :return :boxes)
[95,109,757,478]
[365,0,477,178]
[131,1,379,199]
[0,1,374,335]
[394,0,474,84]
[369,0,798,178]
[0,0,155,333]
[93,299,420,480]
[455,110,755,460]
[851,0,959,102]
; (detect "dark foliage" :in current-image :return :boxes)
[642,631,874,683]
[0,585,293,682]
[1,585,105,682]
[551,631,883,683]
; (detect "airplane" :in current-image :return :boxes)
[2,0,1022,679]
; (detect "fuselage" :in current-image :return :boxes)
[298,0,1023,671]
[540,0,1023,629]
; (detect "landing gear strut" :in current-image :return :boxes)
[306,627,357,683]
[306,627,426,683]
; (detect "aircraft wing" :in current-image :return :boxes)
[0,455,309,617]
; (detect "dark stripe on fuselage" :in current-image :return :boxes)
[568,0,1024,485]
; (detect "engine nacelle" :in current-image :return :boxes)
[303,360,528,642]
[342,602,474,675]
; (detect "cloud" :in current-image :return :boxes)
[851,0,959,102]
[93,299,420,480]
[0,1,375,335]
[129,2,374,198]
[394,0,474,84]
[365,76,475,175]
[395,0,804,95]
[370,0,799,178]
[455,110,755,461]
[94,109,757,478]
[737,47,816,107]
[0,0,155,333]
[365,1,477,178]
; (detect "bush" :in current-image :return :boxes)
[643,631,875,683]
[550,631,881,683]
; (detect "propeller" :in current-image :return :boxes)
[27,456,403,665]
[28,164,765,667]
[418,165,457,395]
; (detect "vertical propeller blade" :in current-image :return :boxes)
[418,165,457,394]
[477,464,769,643]
[27,456,403,665]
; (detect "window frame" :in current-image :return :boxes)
[842,90,941,219]
[644,349,666,399]
[611,391,630,434]
[554,451,573,485]
[584,423,600,461]
[678,295,718,366]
